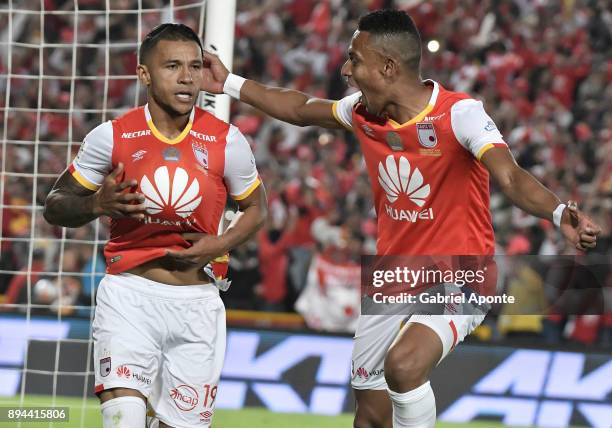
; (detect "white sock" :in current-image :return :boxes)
[101,396,146,428]
[387,381,436,428]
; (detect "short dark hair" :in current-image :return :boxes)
[358,10,422,70]
[139,23,203,64]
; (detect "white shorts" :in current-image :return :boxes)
[351,313,485,390]
[93,273,226,428]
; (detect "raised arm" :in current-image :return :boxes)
[202,51,344,129]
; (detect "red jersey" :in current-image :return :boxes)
[333,81,506,256]
[70,105,261,273]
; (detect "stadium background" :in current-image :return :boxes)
[0,0,610,427]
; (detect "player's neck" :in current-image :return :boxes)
[147,101,191,139]
[383,79,433,124]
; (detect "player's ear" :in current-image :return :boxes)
[137,64,151,86]
[382,57,399,79]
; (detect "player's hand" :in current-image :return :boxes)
[201,51,229,94]
[560,201,601,251]
[92,163,147,220]
[165,233,228,267]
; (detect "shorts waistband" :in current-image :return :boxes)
[106,273,219,300]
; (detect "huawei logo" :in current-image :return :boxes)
[378,155,430,206]
[116,365,131,378]
[140,166,202,218]
[356,367,369,379]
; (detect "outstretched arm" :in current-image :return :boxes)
[481,148,601,251]
[202,51,344,129]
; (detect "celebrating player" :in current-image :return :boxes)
[200,9,601,428]
[44,24,267,428]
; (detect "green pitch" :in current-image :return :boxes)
[0,395,505,427]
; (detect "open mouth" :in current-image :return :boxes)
[175,92,194,102]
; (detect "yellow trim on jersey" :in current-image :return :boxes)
[146,119,193,145]
[332,101,353,131]
[232,178,261,201]
[387,103,435,129]
[212,254,229,263]
[71,169,99,191]
[476,143,495,160]
[476,142,507,160]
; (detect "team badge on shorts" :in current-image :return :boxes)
[192,142,209,169]
[416,123,438,148]
[99,357,111,377]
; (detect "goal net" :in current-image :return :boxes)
[0,1,233,426]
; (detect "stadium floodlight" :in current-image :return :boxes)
[427,40,440,53]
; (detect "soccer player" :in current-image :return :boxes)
[43,24,267,428]
[200,10,601,428]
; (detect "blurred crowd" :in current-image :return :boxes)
[0,0,610,345]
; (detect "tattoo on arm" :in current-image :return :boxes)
[43,171,98,228]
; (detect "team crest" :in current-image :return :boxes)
[416,123,437,148]
[192,142,208,169]
[100,357,111,377]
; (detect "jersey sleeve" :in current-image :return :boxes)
[69,121,114,190]
[332,91,361,130]
[224,124,261,200]
[450,98,507,160]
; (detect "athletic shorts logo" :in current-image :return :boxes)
[354,366,383,380]
[169,385,199,411]
[99,357,111,377]
[199,410,213,423]
[378,155,430,206]
[192,142,209,169]
[355,367,369,379]
[140,166,202,218]
[116,365,131,378]
[132,372,152,385]
[416,123,437,148]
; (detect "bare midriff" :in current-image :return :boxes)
[126,256,212,286]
